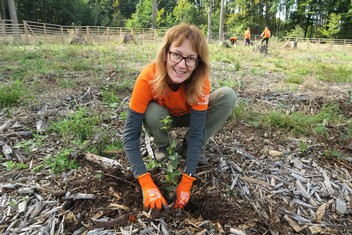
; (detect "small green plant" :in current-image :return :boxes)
[45,149,78,173]
[322,148,343,160]
[160,116,181,191]
[5,161,27,170]
[14,134,45,153]
[51,108,101,143]
[145,158,162,170]
[314,124,330,139]
[0,81,28,107]
[235,61,241,71]
[9,200,17,208]
[119,111,128,121]
[298,141,308,153]
[94,173,103,180]
[232,100,253,121]
[102,86,120,106]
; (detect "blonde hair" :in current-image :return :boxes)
[151,23,210,105]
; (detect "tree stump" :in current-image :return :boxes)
[69,26,87,45]
[284,41,298,49]
[70,36,87,45]
[122,34,136,44]
[253,45,268,54]
[221,41,231,48]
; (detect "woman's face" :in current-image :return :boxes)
[166,39,198,84]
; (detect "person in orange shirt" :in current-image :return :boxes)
[244,27,251,46]
[123,23,237,211]
[261,26,271,45]
[230,36,237,46]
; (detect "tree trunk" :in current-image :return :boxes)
[151,0,157,29]
[7,0,21,42]
[0,0,5,20]
[219,0,224,41]
[207,1,212,42]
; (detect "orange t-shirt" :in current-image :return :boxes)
[129,63,211,116]
[244,30,250,39]
[263,29,271,38]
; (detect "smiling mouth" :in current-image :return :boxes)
[174,68,186,74]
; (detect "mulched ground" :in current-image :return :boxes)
[1,55,351,234]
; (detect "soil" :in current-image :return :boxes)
[1,52,352,235]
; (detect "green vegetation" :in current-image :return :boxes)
[45,149,78,173]
[5,161,27,171]
[51,108,102,143]
[233,104,348,139]
[14,134,45,153]
[0,81,30,107]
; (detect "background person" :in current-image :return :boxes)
[230,36,237,46]
[123,23,237,211]
[244,27,251,46]
[261,26,271,45]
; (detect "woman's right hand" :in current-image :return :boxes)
[137,173,168,210]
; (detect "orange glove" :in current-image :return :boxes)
[174,173,196,209]
[137,173,168,210]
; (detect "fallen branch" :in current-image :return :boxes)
[85,152,123,169]
[63,193,96,200]
[94,213,136,229]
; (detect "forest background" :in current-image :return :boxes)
[1,0,352,40]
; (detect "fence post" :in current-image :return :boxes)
[60,26,64,44]
[43,23,47,39]
[98,26,100,43]
[23,20,29,42]
[86,26,89,41]
[107,27,110,44]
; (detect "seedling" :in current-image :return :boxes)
[160,116,181,192]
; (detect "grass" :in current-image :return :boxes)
[0,81,30,107]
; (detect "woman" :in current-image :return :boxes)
[123,23,237,210]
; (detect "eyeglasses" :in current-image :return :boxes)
[168,51,198,68]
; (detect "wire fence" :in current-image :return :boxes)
[0,20,167,44]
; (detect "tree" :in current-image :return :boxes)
[7,0,21,42]
[219,0,224,41]
[126,0,153,28]
[207,1,213,41]
[151,0,157,29]
[173,0,198,25]
[319,13,341,38]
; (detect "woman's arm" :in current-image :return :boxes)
[123,108,147,177]
[184,109,206,175]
